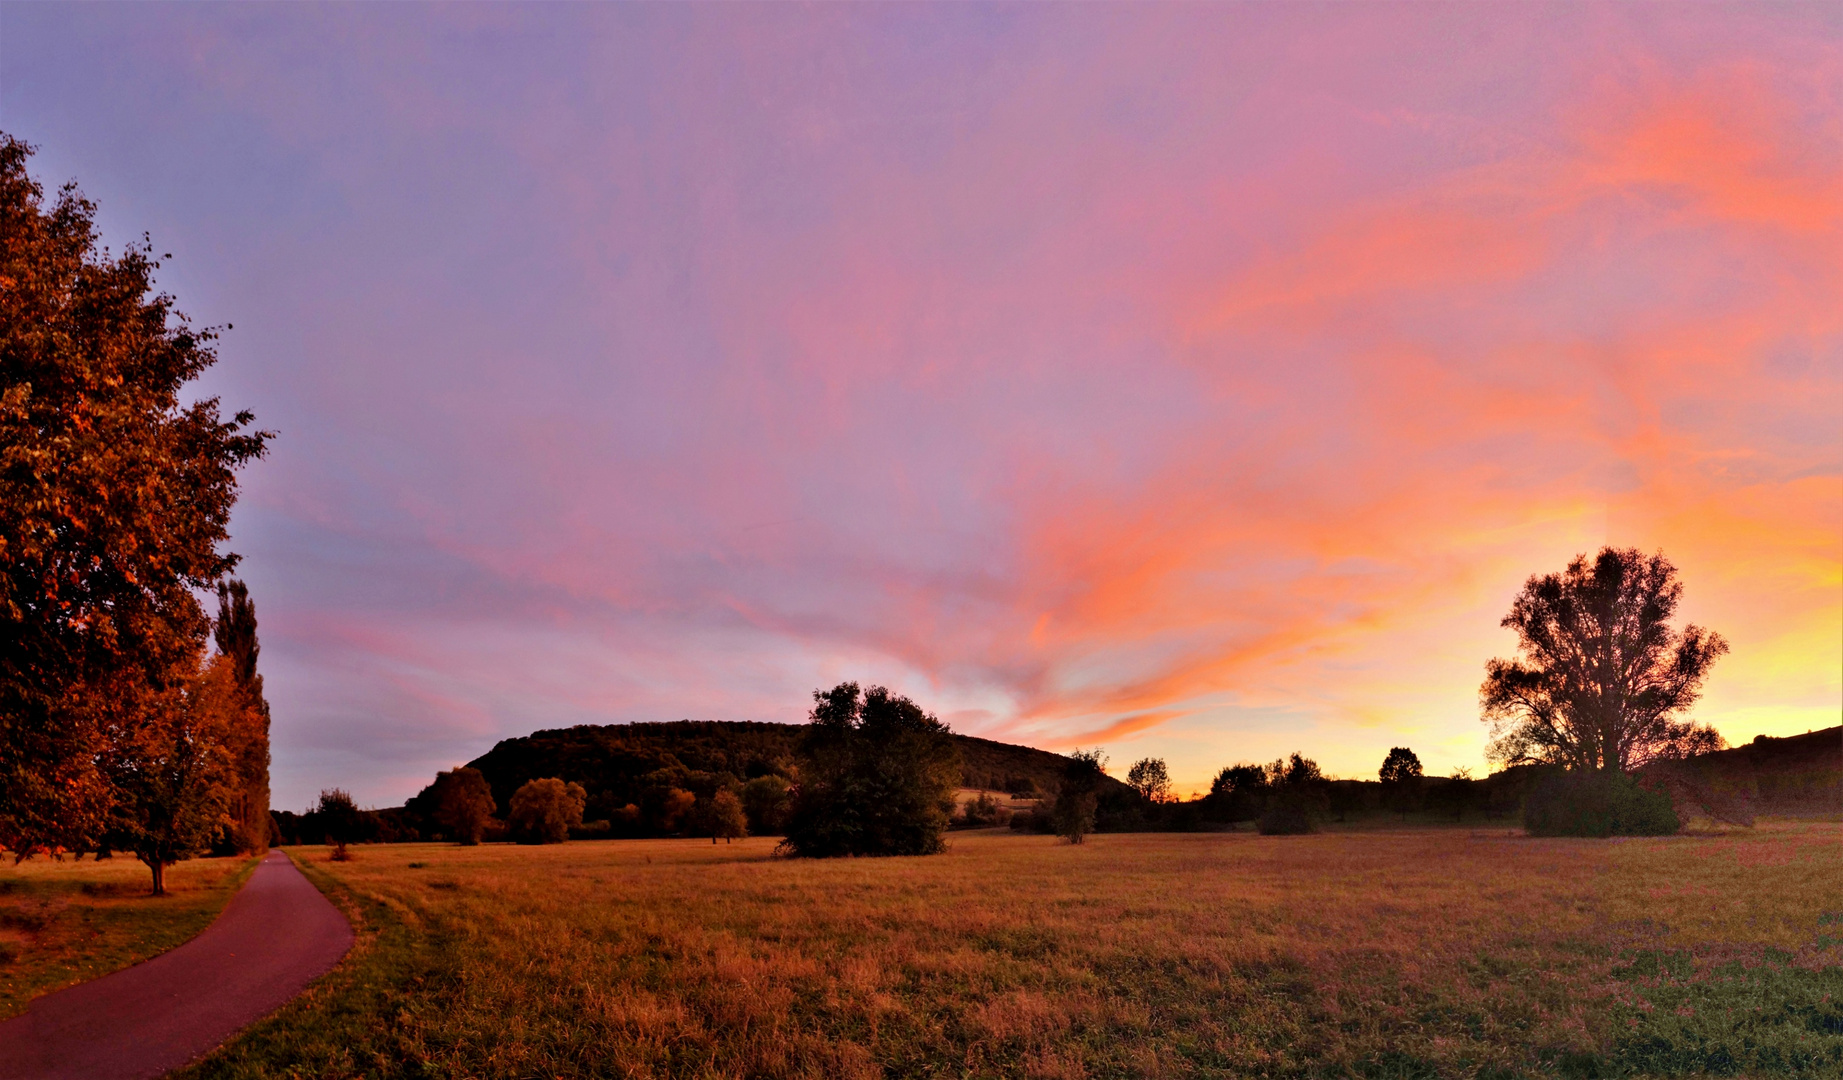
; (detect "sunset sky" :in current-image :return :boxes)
[4,5,1838,810]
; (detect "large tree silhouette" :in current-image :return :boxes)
[1481,547,1727,773]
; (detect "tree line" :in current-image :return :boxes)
[0,135,273,893]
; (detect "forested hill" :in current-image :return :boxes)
[464,720,1123,821]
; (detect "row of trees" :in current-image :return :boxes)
[0,135,273,892]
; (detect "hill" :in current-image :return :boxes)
[462,720,1125,825]
[1643,725,1842,823]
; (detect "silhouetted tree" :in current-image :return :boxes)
[1207,762,1268,824]
[739,774,792,835]
[690,789,748,844]
[1430,767,1478,822]
[318,788,363,861]
[507,778,586,844]
[1482,547,1727,773]
[420,766,497,844]
[1052,749,1108,844]
[781,682,961,858]
[0,134,269,857]
[1258,753,1326,835]
[1126,758,1172,804]
[213,581,271,853]
[1378,747,1424,819]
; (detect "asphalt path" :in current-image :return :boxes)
[0,850,353,1080]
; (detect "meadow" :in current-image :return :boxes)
[0,852,257,1019]
[170,822,1842,1079]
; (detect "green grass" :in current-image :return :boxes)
[168,823,1843,1078]
[0,852,259,1019]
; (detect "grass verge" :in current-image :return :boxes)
[0,852,259,1019]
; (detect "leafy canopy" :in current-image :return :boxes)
[1482,547,1727,772]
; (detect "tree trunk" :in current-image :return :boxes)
[150,861,165,896]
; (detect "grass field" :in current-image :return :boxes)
[0,852,258,1019]
[169,822,1843,1079]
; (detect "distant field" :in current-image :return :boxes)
[181,823,1842,1078]
[0,853,257,1019]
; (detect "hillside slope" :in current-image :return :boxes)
[1643,725,1842,821]
[464,720,1124,821]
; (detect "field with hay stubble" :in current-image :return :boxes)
[187,824,1842,1079]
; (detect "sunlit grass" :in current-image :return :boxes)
[184,823,1842,1078]
[0,852,258,1019]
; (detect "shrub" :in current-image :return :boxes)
[1523,769,1680,837]
[1257,801,1314,835]
[1052,750,1107,844]
[507,778,587,844]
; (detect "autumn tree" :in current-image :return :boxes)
[690,789,748,844]
[781,682,961,858]
[416,766,497,844]
[1482,548,1728,773]
[101,661,238,893]
[1052,749,1108,844]
[318,788,363,861]
[1378,747,1423,818]
[0,134,268,856]
[507,777,586,844]
[212,580,271,853]
[1126,757,1172,804]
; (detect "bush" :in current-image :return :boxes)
[1523,769,1680,837]
[1257,801,1313,835]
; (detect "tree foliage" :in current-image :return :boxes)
[508,777,587,844]
[1482,548,1727,773]
[0,134,269,856]
[739,774,792,835]
[317,788,363,860]
[1052,749,1108,844]
[1126,757,1172,804]
[780,682,961,858]
[690,789,749,844]
[212,580,271,853]
[416,766,497,844]
[1257,752,1326,835]
[1378,746,1423,818]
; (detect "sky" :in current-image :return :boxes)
[2,4,1838,810]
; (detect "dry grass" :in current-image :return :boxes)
[186,823,1843,1078]
[0,852,258,1019]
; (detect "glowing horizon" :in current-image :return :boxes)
[4,5,1836,808]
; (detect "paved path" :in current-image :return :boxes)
[0,850,353,1080]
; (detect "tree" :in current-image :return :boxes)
[1125,758,1172,804]
[317,788,363,861]
[419,766,496,844]
[1206,762,1268,824]
[101,661,237,893]
[1257,752,1326,835]
[507,777,586,844]
[690,789,748,844]
[1378,747,1424,819]
[739,774,792,835]
[1052,749,1108,844]
[780,682,961,858]
[0,134,269,856]
[213,580,271,854]
[1482,548,1728,773]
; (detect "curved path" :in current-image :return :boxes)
[0,850,353,1080]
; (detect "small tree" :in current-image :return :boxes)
[1378,747,1424,819]
[1126,758,1172,804]
[318,789,363,861]
[1206,762,1268,824]
[739,775,792,835]
[426,767,497,844]
[780,683,961,858]
[102,666,237,894]
[1052,749,1108,844]
[1482,547,1727,773]
[691,790,749,844]
[507,778,586,844]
